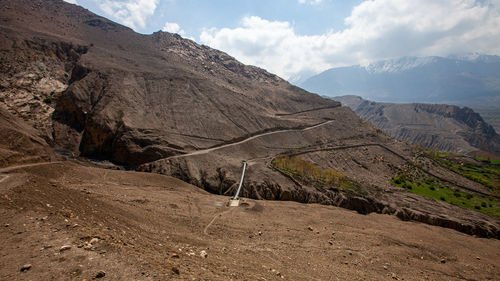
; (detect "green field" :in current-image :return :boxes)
[476,157,500,165]
[391,175,500,218]
[425,151,500,192]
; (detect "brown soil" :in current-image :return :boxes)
[1,2,499,278]
[1,161,499,280]
[0,107,55,168]
[1,0,498,239]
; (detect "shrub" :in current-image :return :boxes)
[424,178,434,184]
[272,155,349,188]
[388,168,499,217]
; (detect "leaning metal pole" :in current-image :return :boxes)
[232,161,247,200]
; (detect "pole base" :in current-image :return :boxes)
[229,199,240,207]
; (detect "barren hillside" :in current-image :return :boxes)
[334,95,500,156]
[0,1,500,279]
[0,0,499,246]
[1,162,499,280]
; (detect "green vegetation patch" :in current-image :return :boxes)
[391,175,500,218]
[272,155,355,190]
[476,157,500,165]
[425,151,500,192]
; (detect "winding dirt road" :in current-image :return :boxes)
[166,120,336,160]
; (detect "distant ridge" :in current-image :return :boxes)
[300,55,500,106]
[334,95,500,156]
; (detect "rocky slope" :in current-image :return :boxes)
[1,0,337,165]
[474,106,500,133]
[334,95,500,156]
[0,0,499,238]
[0,107,55,167]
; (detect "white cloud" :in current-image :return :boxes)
[63,0,78,4]
[298,0,323,4]
[200,0,500,80]
[99,0,158,30]
[200,16,331,81]
[162,22,185,36]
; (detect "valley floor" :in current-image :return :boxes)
[0,161,499,280]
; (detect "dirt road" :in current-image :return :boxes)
[166,120,336,160]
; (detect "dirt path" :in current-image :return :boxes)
[0,161,62,173]
[203,207,234,235]
[0,162,62,193]
[274,105,340,116]
[0,174,9,184]
[166,120,336,160]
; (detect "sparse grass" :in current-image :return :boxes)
[475,157,500,165]
[391,175,500,218]
[425,150,500,191]
[272,155,354,190]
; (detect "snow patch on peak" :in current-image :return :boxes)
[448,53,500,63]
[364,56,438,73]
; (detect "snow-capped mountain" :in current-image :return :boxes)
[299,55,500,106]
[364,56,439,73]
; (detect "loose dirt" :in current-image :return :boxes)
[1,161,498,280]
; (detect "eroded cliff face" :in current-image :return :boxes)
[0,33,88,143]
[414,104,499,153]
[336,96,500,156]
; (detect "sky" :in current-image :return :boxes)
[63,0,500,82]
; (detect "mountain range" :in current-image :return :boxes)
[301,54,500,104]
[333,95,500,157]
[300,55,500,130]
